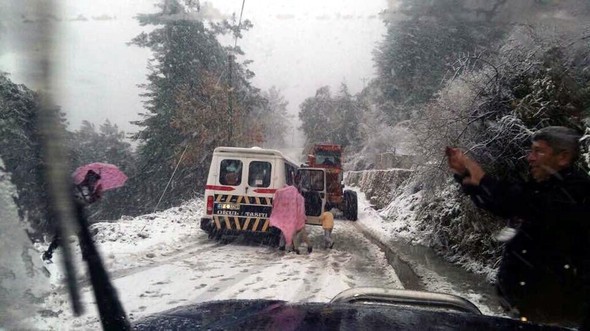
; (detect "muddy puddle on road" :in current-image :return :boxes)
[354,222,505,316]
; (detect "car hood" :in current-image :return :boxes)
[133,299,570,330]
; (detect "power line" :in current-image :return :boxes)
[234,0,246,49]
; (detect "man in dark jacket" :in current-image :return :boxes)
[447,126,590,326]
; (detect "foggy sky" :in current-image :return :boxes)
[0,1,387,141]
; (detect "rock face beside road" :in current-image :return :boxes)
[345,169,413,209]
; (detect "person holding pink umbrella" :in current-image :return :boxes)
[72,162,128,192]
[42,164,127,262]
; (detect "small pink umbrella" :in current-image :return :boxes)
[73,162,128,191]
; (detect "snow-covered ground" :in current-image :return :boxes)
[25,184,511,330]
[34,198,401,330]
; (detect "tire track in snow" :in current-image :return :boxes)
[68,241,224,290]
[108,241,224,280]
[189,249,285,302]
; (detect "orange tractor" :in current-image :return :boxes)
[304,144,358,221]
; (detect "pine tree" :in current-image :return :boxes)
[299,86,333,147]
[258,87,290,148]
[0,73,67,236]
[128,0,262,213]
[299,84,362,150]
[373,0,506,123]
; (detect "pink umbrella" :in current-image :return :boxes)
[73,162,128,191]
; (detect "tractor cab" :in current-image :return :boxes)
[305,143,358,221]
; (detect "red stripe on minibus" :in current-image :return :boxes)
[252,188,277,194]
[205,185,235,191]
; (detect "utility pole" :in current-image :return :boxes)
[227,53,234,146]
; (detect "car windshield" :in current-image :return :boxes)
[1,0,589,330]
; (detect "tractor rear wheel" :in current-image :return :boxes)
[343,190,358,221]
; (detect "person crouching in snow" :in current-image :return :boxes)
[320,208,334,249]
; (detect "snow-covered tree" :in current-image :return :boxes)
[0,73,66,237]
[299,84,362,150]
[128,0,262,213]
[259,87,290,149]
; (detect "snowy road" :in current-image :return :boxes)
[38,201,401,329]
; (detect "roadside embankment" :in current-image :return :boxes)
[345,169,413,209]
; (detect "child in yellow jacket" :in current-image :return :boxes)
[319,209,334,249]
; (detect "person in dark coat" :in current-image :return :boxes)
[447,126,590,326]
[42,170,102,261]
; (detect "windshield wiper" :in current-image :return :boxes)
[34,2,130,329]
